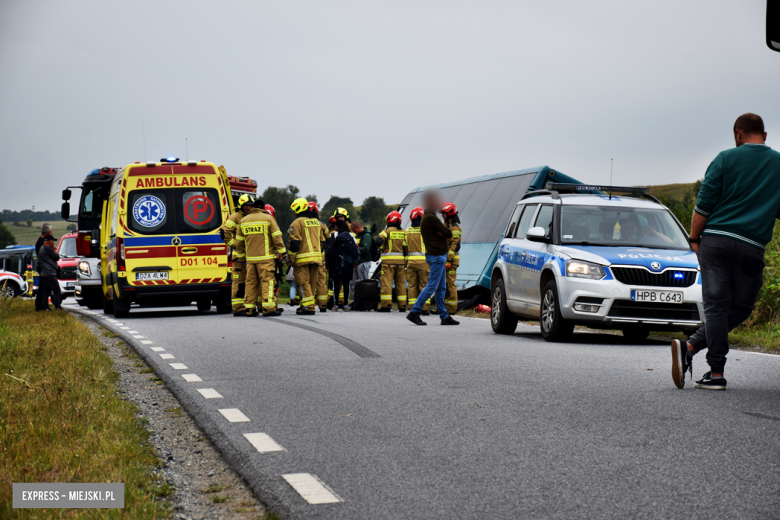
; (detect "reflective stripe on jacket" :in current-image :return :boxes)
[288,217,327,266]
[447,222,461,267]
[236,209,286,263]
[404,226,426,264]
[221,211,244,258]
[378,227,406,265]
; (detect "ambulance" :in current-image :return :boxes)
[98,158,236,318]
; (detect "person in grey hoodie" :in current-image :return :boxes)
[37,235,62,311]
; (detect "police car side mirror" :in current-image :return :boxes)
[768,0,780,52]
[526,227,549,243]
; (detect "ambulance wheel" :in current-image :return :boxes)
[196,299,211,312]
[540,279,574,342]
[103,295,114,315]
[490,277,517,335]
[113,297,131,318]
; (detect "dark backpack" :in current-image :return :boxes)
[369,235,381,262]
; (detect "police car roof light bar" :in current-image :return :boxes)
[545,183,650,194]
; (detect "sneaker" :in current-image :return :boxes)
[406,312,426,326]
[296,308,316,316]
[440,316,460,326]
[694,372,727,390]
[342,305,351,312]
[671,339,693,389]
[378,307,391,313]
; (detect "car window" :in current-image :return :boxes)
[560,205,690,250]
[504,205,523,239]
[516,204,538,238]
[534,205,554,239]
[177,189,222,233]
[128,189,176,235]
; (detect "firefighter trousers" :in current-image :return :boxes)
[380,263,407,310]
[406,262,429,311]
[231,261,247,313]
[245,261,277,315]
[294,263,320,311]
[317,263,329,309]
[446,266,458,314]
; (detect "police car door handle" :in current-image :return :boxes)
[520,250,527,258]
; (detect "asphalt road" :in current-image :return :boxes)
[65,301,780,519]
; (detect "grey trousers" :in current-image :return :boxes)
[688,235,765,373]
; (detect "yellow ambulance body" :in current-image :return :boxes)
[100,159,235,317]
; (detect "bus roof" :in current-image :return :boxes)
[406,165,573,193]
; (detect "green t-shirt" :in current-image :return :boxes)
[695,144,780,249]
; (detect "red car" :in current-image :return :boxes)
[56,232,80,300]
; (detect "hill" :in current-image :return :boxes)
[646,183,697,201]
[6,221,75,246]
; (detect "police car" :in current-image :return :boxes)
[490,184,702,341]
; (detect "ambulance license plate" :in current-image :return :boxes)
[136,272,169,281]
[631,290,683,304]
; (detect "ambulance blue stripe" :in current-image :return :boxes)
[124,235,222,247]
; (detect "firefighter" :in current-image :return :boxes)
[376,211,407,312]
[441,202,462,314]
[404,207,430,315]
[288,198,327,315]
[309,201,331,312]
[236,199,287,317]
[24,264,35,297]
[265,204,284,307]
[220,194,255,316]
[326,216,343,308]
[333,207,350,224]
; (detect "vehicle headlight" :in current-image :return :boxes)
[78,261,91,276]
[566,260,605,280]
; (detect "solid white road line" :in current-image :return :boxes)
[196,388,223,399]
[243,433,285,453]
[159,353,174,360]
[150,347,166,352]
[169,363,188,370]
[282,473,343,504]
[218,408,250,422]
[141,340,153,345]
[182,374,202,382]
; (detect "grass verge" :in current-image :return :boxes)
[0,298,171,518]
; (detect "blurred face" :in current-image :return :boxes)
[623,221,638,238]
[423,191,442,213]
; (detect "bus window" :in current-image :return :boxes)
[488,174,536,240]
[468,176,535,243]
[459,180,500,242]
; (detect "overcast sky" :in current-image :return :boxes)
[1,0,778,212]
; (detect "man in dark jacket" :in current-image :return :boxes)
[406,191,459,326]
[34,224,53,311]
[37,234,62,311]
[351,221,373,281]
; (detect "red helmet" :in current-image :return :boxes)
[264,204,276,217]
[386,211,402,224]
[328,216,337,224]
[410,207,424,220]
[440,202,457,216]
[308,201,319,213]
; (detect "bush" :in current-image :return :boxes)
[67,223,77,231]
[739,225,780,328]
[0,223,16,249]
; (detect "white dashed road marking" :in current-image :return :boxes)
[243,433,285,453]
[127,330,139,334]
[182,374,202,382]
[218,408,250,422]
[151,347,166,352]
[120,327,130,330]
[159,353,175,360]
[133,335,145,339]
[169,363,188,370]
[282,473,343,504]
[141,340,153,345]
[196,388,223,399]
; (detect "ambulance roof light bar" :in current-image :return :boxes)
[161,157,179,163]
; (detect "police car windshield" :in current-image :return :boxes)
[560,205,690,251]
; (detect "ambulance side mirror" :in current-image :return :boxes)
[60,202,70,220]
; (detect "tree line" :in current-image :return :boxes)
[1,209,65,222]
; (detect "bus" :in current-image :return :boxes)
[397,166,583,303]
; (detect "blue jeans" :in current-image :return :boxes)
[410,254,449,319]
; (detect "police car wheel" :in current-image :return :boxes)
[540,280,574,342]
[490,278,517,335]
[0,282,19,298]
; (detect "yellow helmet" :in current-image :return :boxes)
[291,197,309,214]
[237,194,255,208]
[333,207,350,219]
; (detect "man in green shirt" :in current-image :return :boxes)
[671,113,780,390]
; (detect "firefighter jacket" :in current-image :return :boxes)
[378,225,406,265]
[404,226,426,264]
[236,209,286,263]
[221,210,245,260]
[288,216,327,266]
[446,221,462,267]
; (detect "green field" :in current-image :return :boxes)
[646,183,697,201]
[6,220,73,246]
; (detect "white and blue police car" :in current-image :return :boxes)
[490,184,702,342]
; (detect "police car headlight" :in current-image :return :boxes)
[566,260,605,280]
[78,261,91,276]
